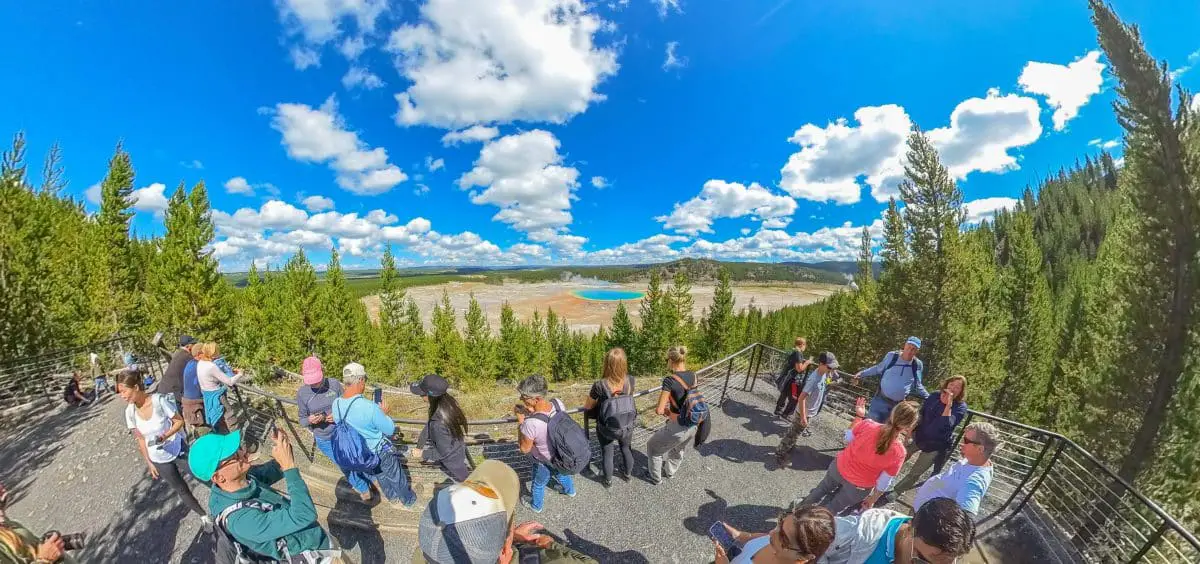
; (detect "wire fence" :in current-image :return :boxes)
[0,335,166,412]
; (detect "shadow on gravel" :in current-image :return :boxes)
[696,437,833,471]
[561,528,650,564]
[682,489,782,539]
[0,397,108,508]
[327,479,387,564]
[82,472,203,562]
[720,398,789,438]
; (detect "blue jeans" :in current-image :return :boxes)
[530,460,575,511]
[374,441,417,505]
[868,395,897,423]
[313,436,371,494]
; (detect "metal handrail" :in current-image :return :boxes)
[754,343,1200,558]
[245,342,763,427]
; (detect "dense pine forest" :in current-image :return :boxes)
[0,0,1195,533]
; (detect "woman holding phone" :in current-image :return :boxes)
[116,371,212,532]
[408,373,471,482]
[712,504,835,563]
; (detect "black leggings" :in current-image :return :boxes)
[153,457,205,516]
[600,431,634,480]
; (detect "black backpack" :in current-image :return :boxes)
[884,352,924,389]
[531,399,591,474]
[597,378,637,436]
[669,371,709,428]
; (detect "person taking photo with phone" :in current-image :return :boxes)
[0,483,81,564]
[409,373,471,483]
[116,371,212,533]
[331,362,418,509]
[711,504,835,564]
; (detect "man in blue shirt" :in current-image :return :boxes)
[331,362,417,509]
[909,422,997,515]
[853,337,930,423]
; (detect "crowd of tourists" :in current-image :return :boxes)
[12,331,996,563]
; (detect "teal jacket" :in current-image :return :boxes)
[208,461,331,560]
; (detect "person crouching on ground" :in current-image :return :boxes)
[774,337,813,418]
[794,398,918,515]
[413,459,597,564]
[295,355,373,502]
[819,497,974,564]
[332,362,419,509]
[712,504,835,564]
[409,373,471,483]
[774,352,837,470]
[514,374,576,513]
[189,429,342,563]
[62,371,92,407]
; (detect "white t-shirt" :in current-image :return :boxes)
[125,393,184,464]
[197,359,239,392]
[730,535,771,564]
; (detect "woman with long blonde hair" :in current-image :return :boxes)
[644,345,700,485]
[793,398,918,515]
[583,348,637,488]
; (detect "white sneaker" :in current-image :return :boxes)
[200,515,214,533]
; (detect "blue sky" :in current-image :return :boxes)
[2,0,1198,270]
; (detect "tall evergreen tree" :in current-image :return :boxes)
[898,130,965,381]
[374,247,406,378]
[671,270,695,349]
[701,268,735,361]
[607,300,636,357]
[463,293,494,386]
[317,248,358,370]
[871,198,910,354]
[430,290,465,381]
[94,144,138,336]
[1071,0,1200,492]
[992,212,1055,420]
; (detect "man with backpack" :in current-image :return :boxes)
[774,352,838,469]
[514,374,588,513]
[852,337,930,423]
[773,337,813,418]
[330,362,418,510]
[189,428,343,563]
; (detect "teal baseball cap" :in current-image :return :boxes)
[188,429,243,482]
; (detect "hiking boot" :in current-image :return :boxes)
[619,472,631,483]
[602,477,612,489]
[642,471,662,485]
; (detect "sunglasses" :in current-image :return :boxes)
[962,436,982,446]
[215,449,248,473]
[770,511,808,556]
[910,535,958,564]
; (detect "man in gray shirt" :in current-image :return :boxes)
[774,352,837,469]
[853,336,930,423]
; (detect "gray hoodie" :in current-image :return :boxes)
[819,508,908,564]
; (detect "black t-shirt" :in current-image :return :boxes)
[63,378,80,400]
[661,371,696,414]
[589,376,635,402]
[160,348,193,396]
[784,350,808,379]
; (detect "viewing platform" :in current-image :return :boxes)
[0,339,1196,563]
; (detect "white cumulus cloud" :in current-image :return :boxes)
[457,130,580,235]
[342,66,384,90]
[289,46,322,70]
[1018,50,1105,131]
[276,0,387,45]
[780,89,1042,204]
[963,197,1019,225]
[658,180,796,235]
[387,0,619,128]
[590,176,608,189]
[441,126,500,146]
[425,156,445,172]
[270,95,408,195]
[131,183,170,215]
[302,195,336,212]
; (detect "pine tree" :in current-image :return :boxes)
[1071,0,1200,494]
[497,301,530,381]
[317,248,358,370]
[607,300,636,358]
[898,131,964,381]
[400,296,427,375]
[430,289,465,381]
[463,293,494,386]
[843,227,878,369]
[279,250,319,366]
[993,212,1055,420]
[375,247,406,378]
[94,143,138,336]
[944,228,1008,401]
[871,198,910,355]
[671,270,695,350]
[701,268,735,361]
[636,270,672,375]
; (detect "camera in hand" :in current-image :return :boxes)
[43,531,87,551]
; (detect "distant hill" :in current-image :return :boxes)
[223,258,855,293]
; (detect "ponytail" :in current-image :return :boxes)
[876,401,919,455]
